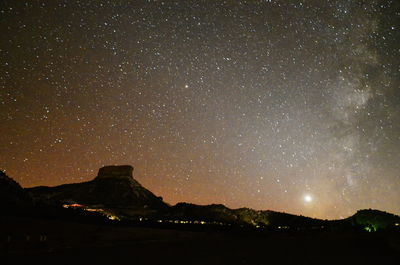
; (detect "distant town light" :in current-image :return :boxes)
[108,215,119,221]
[365,226,372,232]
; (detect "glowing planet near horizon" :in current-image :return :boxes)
[304,195,313,203]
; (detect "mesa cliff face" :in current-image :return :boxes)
[96,165,134,180]
[26,165,168,215]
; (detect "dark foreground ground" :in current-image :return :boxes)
[1,216,399,265]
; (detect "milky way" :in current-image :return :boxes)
[1,0,399,219]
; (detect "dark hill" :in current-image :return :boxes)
[0,170,33,211]
[169,203,238,223]
[348,209,400,231]
[168,202,327,229]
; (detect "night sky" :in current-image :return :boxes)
[1,0,399,219]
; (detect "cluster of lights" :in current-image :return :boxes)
[62,204,120,221]
[155,219,214,225]
[277,226,290,229]
[63,203,84,208]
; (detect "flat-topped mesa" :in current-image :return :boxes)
[95,165,134,180]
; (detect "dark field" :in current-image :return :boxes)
[1,217,399,265]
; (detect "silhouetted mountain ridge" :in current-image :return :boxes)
[168,202,327,228]
[2,165,399,231]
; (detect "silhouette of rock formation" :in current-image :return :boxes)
[26,165,167,216]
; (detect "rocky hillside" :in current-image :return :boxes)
[26,165,168,216]
[0,170,34,211]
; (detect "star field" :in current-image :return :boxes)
[1,0,399,219]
